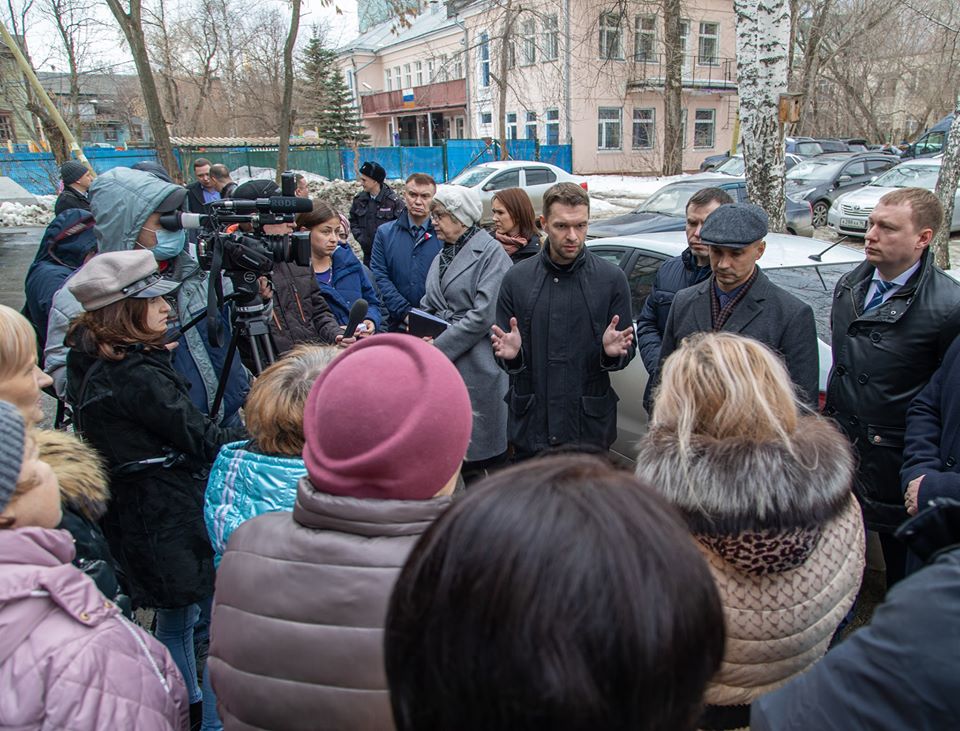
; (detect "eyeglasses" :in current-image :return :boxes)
[430,210,448,222]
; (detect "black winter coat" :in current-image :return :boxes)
[349,186,405,264]
[495,244,635,455]
[901,332,960,506]
[53,185,90,216]
[635,248,711,408]
[66,342,245,608]
[751,546,960,731]
[824,250,960,532]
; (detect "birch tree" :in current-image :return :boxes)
[734,0,790,232]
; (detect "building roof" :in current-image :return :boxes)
[37,71,139,98]
[338,4,459,54]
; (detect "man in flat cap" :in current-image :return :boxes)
[658,202,818,405]
[54,161,94,216]
[349,160,405,266]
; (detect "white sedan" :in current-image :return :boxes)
[447,160,587,222]
[587,231,865,464]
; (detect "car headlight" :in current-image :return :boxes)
[787,188,816,202]
[829,199,840,213]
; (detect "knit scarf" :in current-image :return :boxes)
[438,226,477,279]
[710,267,759,330]
[494,230,529,256]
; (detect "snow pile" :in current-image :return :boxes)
[586,173,689,219]
[0,199,54,227]
[230,166,330,185]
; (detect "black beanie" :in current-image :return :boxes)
[61,160,89,185]
[359,161,386,185]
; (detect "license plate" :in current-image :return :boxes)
[840,217,867,229]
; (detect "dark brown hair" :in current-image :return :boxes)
[296,199,339,230]
[385,454,725,731]
[193,157,212,169]
[492,187,538,239]
[210,163,231,181]
[879,187,944,234]
[542,181,590,219]
[66,297,169,361]
[405,172,436,188]
[687,186,734,211]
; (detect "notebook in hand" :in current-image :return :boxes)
[408,308,449,338]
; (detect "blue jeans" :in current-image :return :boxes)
[155,600,223,731]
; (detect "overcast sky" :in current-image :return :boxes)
[22,0,359,75]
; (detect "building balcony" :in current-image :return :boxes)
[360,78,467,117]
[626,53,737,93]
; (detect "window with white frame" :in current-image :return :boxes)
[698,22,719,65]
[546,108,560,145]
[403,63,412,88]
[439,53,449,81]
[679,20,690,66]
[454,51,464,79]
[346,69,356,103]
[385,71,392,91]
[393,66,401,90]
[506,112,518,140]
[479,33,490,87]
[597,107,622,149]
[632,108,655,148]
[693,108,715,148]
[521,18,536,65]
[456,117,465,138]
[427,59,435,81]
[635,16,656,62]
[480,111,493,126]
[525,111,537,139]
[543,14,559,61]
[506,39,516,70]
[415,61,423,86]
[599,12,624,60]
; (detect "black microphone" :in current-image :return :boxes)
[214,197,313,214]
[343,299,368,339]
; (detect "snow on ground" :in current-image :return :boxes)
[0,197,55,227]
[585,173,689,219]
[229,166,329,184]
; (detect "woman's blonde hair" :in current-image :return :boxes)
[652,332,801,456]
[0,304,38,380]
[245,345,340,456]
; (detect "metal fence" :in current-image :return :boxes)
[1,141,573,197]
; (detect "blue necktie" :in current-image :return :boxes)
[865,280,894,313]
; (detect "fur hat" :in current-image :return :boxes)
[433,184,483,227]
[302,334,472,500]
[61,160,89,186]
[0,401,26,511]
[359,161,386,185]
[33,429,109,521]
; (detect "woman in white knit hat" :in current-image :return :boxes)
[421,184,513,481]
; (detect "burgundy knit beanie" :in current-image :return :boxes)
[302,334,472,500]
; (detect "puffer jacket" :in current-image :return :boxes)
[209,477,452,731]
[0,527,188,730]
[204,441,307,566]
[316,244,384,330]
[824,249,960,532]
[635,416,865,726]
[44,167,250,422]
[267,261,341,355]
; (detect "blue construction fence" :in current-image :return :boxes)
[1,141,572,197]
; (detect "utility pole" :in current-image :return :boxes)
[0,22,93,171]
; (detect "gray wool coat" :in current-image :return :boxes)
[422,228,513,462]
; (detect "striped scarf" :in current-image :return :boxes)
[710,267,759,330]
[438,226,477,279]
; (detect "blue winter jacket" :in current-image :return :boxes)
[315,244,384,330]
[370,214,442,329]
[204,441,307,566]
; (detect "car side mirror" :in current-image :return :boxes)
[482,183,494,191]
[869,175,877,183]
[837,175,852,184]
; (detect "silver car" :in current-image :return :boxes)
[827,158,960,238]
[586,231,866,464]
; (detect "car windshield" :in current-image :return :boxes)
[637,183,714,216]
[870,164,940,190]
[766,263,856,341]
[795,141,823,155]
[714,156,745,176]
[449,166,497,188]
[787,160,842,184]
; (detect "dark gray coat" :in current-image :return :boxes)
[659,267,819,406]
[422,228,512,462]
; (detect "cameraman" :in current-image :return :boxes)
[44,166,250,426]
[228,180,341,370]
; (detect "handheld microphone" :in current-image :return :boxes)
[343,299,368,339]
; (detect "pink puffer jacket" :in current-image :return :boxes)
[0,527,188,730]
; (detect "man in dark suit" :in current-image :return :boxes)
[659,203,819,405]
[54,161,93,215]
[185,157,220,213]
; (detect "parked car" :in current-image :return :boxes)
[827,158,960,238]
[709,153,803,176]
[786,152,899,227]
[843,138,870,152]
[785,136,824,158]
[814,139,852,154]
[699,151,732,172]
[447,160,586,222]
[901,114,955,160]
[589,177,814,239]
[586,231,865,463]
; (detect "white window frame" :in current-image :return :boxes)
[479,33,491,87]
[427,59,435,82]
[415,61,423,86]
[403,63,412,88]
[599,12,624,60]
[545,108,560,145]
[632,107,655,149]
[521,18,536,65]
[393,66,401,90]
[634,15,657,62]
[454,51,464,79]
[597,106,622,150]
[385,71,392,91]
[525,111,537,140]
[505,111,518,140]
[698,22,719,66]
[693,108,716,149]
[543,14,559,61]
[480,111,493,126]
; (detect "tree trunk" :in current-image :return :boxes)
[104,0,180,181]
[931,104,960,269]
[662,0,683,175]
[495,0,517,161]
[794,0,832,134]
[734,0,790,232]
[277,0,302,182]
